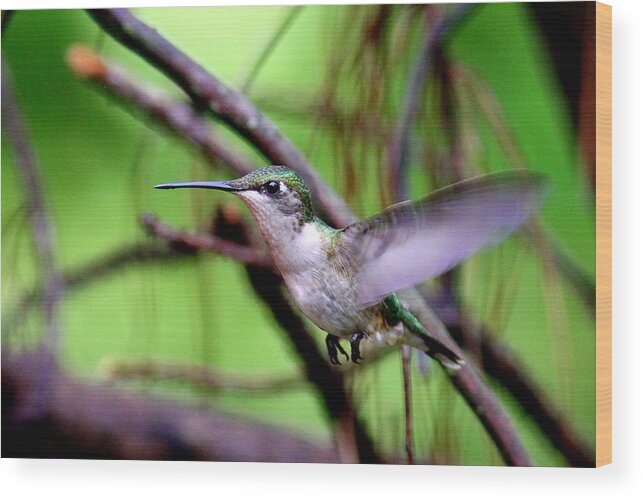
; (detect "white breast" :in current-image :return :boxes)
[275,223,346,333]
[277,222,325,272]
[277,223,325,307]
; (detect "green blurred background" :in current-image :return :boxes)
[2,3,596,465]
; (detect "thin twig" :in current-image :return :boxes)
[528,221,596,317]
[389,4,477,200]
[401,345,415,464]
[88,8,356,228]
[140,213,273,268]
[105,350,388,394]
[462,63,526,169]
[237,6,304,95]
[105,359,306,393]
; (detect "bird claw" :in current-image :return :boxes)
[350,332,365,364]
[325,334,349,365]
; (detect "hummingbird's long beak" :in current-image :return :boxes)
[154,181,243,191]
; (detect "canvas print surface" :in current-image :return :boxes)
[1,2,608,466]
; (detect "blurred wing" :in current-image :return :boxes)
[341,171,549,306]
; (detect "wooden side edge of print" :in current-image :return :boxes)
[595,0,612,468]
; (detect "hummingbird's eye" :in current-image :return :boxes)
[264,180,280,195]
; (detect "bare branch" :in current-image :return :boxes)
[67,45,256,177]
[3,350,338,462]
[2,61,64,357]
[140,213,273,267]
[450,366,532,465]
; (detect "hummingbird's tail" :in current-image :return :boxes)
[389,291,465,371]
[420,334,465,371]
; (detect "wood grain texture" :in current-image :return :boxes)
[595,1,612,468]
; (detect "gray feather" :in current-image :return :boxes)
[340,171,549,306]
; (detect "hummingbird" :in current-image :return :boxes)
[155,166,547,369]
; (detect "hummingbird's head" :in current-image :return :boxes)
[155,166,315,236]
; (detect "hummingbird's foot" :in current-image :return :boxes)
[349,332,365,364]
[325,334,349,365]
